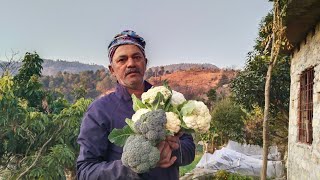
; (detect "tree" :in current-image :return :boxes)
[158,66,165,76]
[231,0,291,179]
[243,105,264,146]
[13,52,45,111]
[207,89,217,102]
[14,52,43,83]
[71,86,87,101]
[206,88,217,109]
[154,67,159,77]
[211,99,246,145]
[260,1,289,178]
[145,68,154,79]
[96,76,113,93]
[0,52,92,179]
[0,50,21,76]
[231,52,290,116]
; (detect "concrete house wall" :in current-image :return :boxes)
[288,22,320,180]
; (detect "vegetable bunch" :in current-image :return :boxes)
[108,84,211,173]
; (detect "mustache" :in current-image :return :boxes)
[125,68,141,76]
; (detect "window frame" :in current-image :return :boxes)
[298,67,314,144]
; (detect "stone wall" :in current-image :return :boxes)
[288,22,320,180]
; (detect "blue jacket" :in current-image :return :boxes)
[77,81,195,180]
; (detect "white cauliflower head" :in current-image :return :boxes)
[181,100,211,133]
[132,108,151,122]
[165,112,181,133]
[141,86,172,105]
[170,90,186,106]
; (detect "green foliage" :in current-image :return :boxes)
[213,170,254,180]
[179,153,202,177]
[132,94,147,111]
[230,12,290,117]
[211,99,246,145]
[206,88,217,109]
[207,88,217,103]
[214,170,230,179]
[13,52,45,110]
[14,52,43,83]
[230,52,290,115]
[230,7,290,159]
[243,105,288,148]
[0,52,92,179]
[108,125,135,147]
[27,144,75,179]
[41,68,115,102]
[71,86,87,101]
[243,105,264,146]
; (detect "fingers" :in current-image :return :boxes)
[158,156,177,168]
[157,141,166,152]
[157,141,177,168]
[159,142,171,160]
[166,135,180,150]
[167,140,179,150]
[166,135,179,142]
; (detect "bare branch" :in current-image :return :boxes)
[16,124,64,180]
[0,50,21,76]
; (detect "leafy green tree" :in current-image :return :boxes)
[207,89,217,102]
[243,105,264,146]
[211,99,246,145]
[231,1,290,178]
[0,52,92,179]
[206,88,217,109]
[13,52,45,110]
[96,76,113,93]
[71,86,87,101]
[231,52,290,116]
[14,52,43,83]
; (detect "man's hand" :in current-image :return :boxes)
[166,132,183,150]
[157,132,183,168]
[157,141,177,168]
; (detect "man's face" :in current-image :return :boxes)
[109,44,147,89]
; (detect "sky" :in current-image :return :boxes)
[0,0,272,69]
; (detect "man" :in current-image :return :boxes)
[77,30,195,180]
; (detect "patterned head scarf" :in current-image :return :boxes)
[108,30,146,62]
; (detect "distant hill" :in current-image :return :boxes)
[0,59,106,76]
[42,59,105,76]
[148,68,238,100]
[149,63,219,73]
[41,61,218,76]
[1,58,238,103]
[1,59,218,77]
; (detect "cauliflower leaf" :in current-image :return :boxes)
[108,125,135,146]
[132,94,147,111]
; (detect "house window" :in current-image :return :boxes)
[298,67,314,144]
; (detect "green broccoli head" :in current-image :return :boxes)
[134,109,167,144]
[121,135,160,173]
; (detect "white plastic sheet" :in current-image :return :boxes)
[196,141,284,178]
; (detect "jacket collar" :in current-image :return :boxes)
[115,81,153,101]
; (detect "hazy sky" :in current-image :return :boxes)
[0,0,272,68]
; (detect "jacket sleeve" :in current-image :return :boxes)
[173,133,196,166]
[76,104,140,180]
